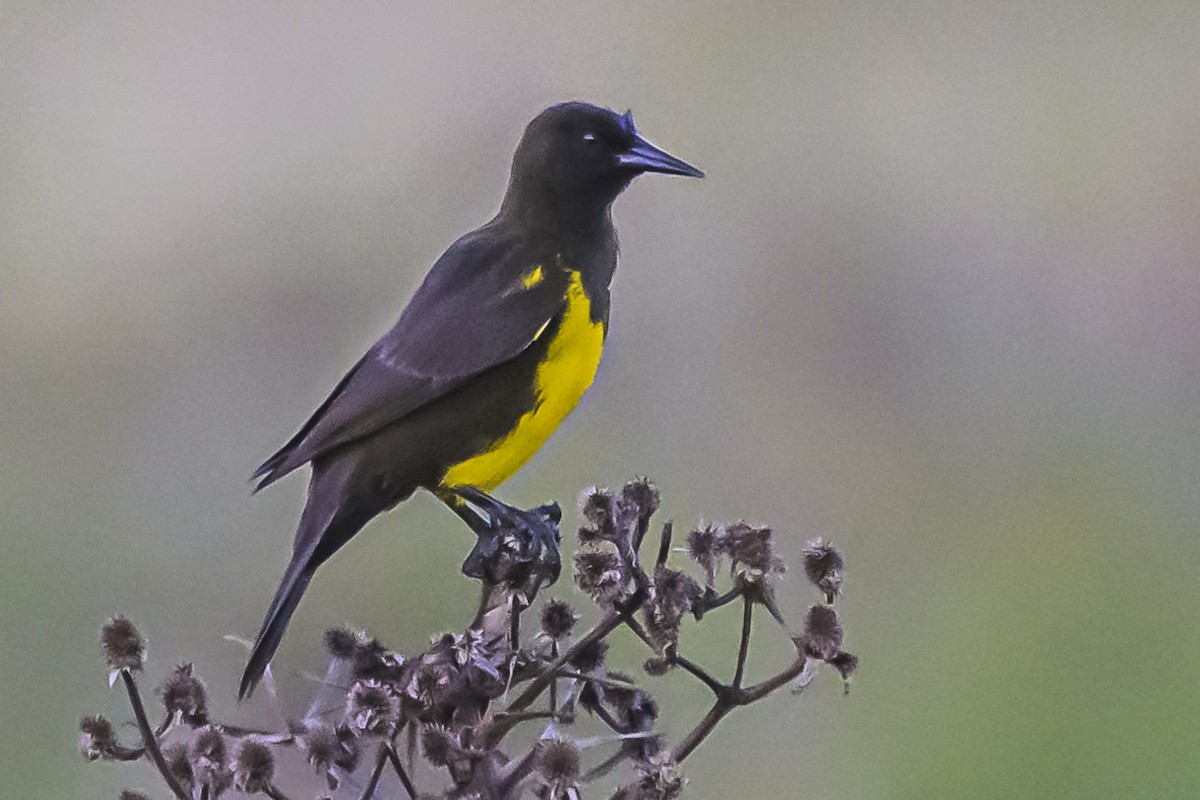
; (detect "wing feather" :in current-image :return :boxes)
[253,224,565,489]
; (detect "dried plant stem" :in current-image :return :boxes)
[655,521,674,568]
[699,586,743,614]
[510,594,523,646]
[670,597,810,763]
[740,655,807,703]
[672,701,731,762]
[120,670,190,800]
[548,640,559,712]
[621,615,656,648]
[669,650,725,696]
[732,595,754,689]
[359,743,390,800]
[672,653,809,763]
[385,743,419,799]
[84,480,854,800]
[550,669,637,688]
[486,711,557,741]
[507,605,632,713]
[591,702,629,735]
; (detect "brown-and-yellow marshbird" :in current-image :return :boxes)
[240,102,702,699]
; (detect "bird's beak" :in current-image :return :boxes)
[618,134,705,179]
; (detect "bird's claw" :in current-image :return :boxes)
[452,487,561,586]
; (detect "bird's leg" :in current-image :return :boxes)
[442,486,562,587]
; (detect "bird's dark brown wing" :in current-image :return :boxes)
[253,222,566,489]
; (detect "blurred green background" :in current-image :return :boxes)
[4,2,1199,797]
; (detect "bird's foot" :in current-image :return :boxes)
[448,486,562,587]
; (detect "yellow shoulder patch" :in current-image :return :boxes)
[521,264,545,289]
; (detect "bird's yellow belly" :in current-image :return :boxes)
[439,271,604,492]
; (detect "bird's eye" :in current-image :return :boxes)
[582,132,596,143]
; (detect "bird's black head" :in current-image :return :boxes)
[502,102,703,220]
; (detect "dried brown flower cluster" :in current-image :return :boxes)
[81,478,856,799]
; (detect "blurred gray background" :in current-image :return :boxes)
[4,2,1199,797]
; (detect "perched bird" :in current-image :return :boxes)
[239,102,702,699]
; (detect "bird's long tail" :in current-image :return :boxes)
[239,558,313,700]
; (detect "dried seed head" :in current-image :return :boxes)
[621,688,659,735]
[568,639,609,674]
[188,724,225,777]
[191,725,225,762]
[802,538,844,600]
[159,663,208,727]
[163,743,194,793]
[350,636,405,683]
[100,616,145,672]
[800,604,843,660]
[829,650,859,686]
[300,721,340,770]
[724,522,780,575]
[644,566,701,647]
[324,627,358,659]
[233,739,275,794]
[536,738,581,786]
[189,725,230,791]
[578,485,616,534]
[620,477,660,520]
[540,599,578,640]
[420,724,458,767]
[686,525,722,581]
[653,567,700,610]
[635,751,685,799]
[79,715,117,761]
[345,679,399,737]
[643,656,672,676]
[334,728,361,772]
[574,549,627,605]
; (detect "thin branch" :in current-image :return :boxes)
[385,743,419,800]
[668,650,725,697]
[740,656,808,703]
[731,595,754,690]
[510,593,523,648]
[671,654,808,763]
[120,670,190,800]
[698,585,743,614]
[621,615,656,649]
[263,785,295,800]
[507,602,636,713]
[550,670,638,689]
[615,535,650,597]
[632,500,655,555]
[757,584,789,630]
[549,640,559,713]
[672,702,732,763]
[483,710,557,742]
[216,723,294,743]
[107,744,147,761]
[655,521,674,569]
[497,746,539,797]
[583,747,627,782]
[358,743,389,800]
[590,701,629,734]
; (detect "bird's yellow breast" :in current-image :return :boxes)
[440,270,604,491]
